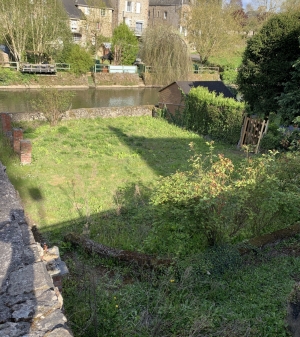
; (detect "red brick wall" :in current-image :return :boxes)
[1,113,11,134]
[20,140,32,165]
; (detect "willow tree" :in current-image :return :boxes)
[187,0,242,64]
[139,24,191,86]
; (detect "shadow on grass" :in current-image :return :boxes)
[108,126,211,177]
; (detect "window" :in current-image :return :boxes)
[136,22,143,34]
[157,11,159,17]
[73,34,81,42]
[136,2,141,13]
[85,7,90,15]
[126,1,132,12]
[70,20,78,32]
[101,9,106,16]
[96,22,100,30]
[164,11,167,19]
[148,10,150,18]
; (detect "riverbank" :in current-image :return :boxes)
[0,84,162,90]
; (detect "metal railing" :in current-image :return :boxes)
[0,62,19,71]
[93,64,137,73]
[21,63,56,74]
[193,66,219,74]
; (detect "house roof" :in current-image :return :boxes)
[61,0,84,19]
[75,0,112,8]
[149,0,189,6]
[159,81,235,99]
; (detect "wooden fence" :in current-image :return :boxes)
[238,115,269,153]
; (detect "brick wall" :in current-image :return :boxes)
[0,113,32,164]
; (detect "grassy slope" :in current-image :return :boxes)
[3,116,240,249]
[0,116,297,337]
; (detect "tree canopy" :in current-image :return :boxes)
[111,23,139,65]
[139,24,190,85]
[187,0,242,64]
[237,11,300,117]
[277,55,300,125]
[0,0,70,62]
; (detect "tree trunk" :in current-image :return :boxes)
[64,232,173,269]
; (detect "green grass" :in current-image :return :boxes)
[2,116,242,250]
[1,116,297,337]
[63,243,298,337]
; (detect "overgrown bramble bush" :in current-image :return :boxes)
[145,143,300,256]
[172,87,245,144]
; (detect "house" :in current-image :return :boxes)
[62,0,86,44]
[62,0,114,49]
[148,0,190,37]
[158,81,235,115]
[110,0,149,37]
[75,0,114,38]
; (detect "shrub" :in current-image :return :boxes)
[31,87,74,126]
[220,68,238,85]
[146,144,300,255]
[179,87,245,144]
[0,68,34,85]
[64,44,94,75]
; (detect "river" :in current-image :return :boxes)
[0,87,159,113]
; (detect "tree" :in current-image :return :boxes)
[277,56,300,125]
[111,23,139,65]
[27,0,71,63]
[0,0,31,61]
[237,12,300,117]
[139,24,191,85]
[64,44,94,75]
[0,0,70,63]
[281,0,300,10]
[31,87,74,126]
[187,0,242,64]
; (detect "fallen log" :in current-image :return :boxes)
[64,232,173,268]
[239,222,300,255]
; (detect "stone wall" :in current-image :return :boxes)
[0,161,72,337]
[93,72,141,86]
[9,105,155,122]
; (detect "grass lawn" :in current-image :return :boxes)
[2,116,242,250]
[1,115,297,337]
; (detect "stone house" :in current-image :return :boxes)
[158,80,235,115]
[62,0,114,48]
[148,0,190,36]
[110,0,149,37]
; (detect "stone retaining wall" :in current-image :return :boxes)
[0,161,72,337]
[93,72,141,86]
[9,105,155,122]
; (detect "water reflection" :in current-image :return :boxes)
[0,87,159,113]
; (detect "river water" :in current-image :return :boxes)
[0,87,159,113]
